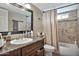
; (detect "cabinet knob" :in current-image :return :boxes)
[37,50,41,52]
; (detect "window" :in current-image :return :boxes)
[57,13,69,20]
[57,15,62,20]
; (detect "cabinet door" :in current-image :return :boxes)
[22,40,44,56]
[36,48,44,56]
[26,50,37,56]
[1,49,21,56]
[22,42,37,56]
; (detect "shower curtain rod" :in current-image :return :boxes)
[43,3,79,12]
[56,3,79,9]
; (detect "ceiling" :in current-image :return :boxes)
[32,3,73,11]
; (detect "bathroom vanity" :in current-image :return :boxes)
[0,37,44,56]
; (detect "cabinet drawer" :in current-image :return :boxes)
[36,40,44,48]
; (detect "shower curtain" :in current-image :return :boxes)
[43,9,59,53]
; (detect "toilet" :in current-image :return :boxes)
[44,44,55,55]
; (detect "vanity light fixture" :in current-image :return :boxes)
[24,4,31,9]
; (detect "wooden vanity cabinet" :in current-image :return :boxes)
[22,39,44,56]
[7,49,21,56]
[0,49,21,56]
[0,39,44,56]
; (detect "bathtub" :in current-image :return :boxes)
[59,42,79,56]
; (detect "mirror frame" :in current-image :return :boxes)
[10,3,33,31]
[27,9,33,31]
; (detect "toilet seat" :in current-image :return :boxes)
[44,44,55,52]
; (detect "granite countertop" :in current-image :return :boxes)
[0,37,45,55]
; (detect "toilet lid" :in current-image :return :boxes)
[44,44,55,49]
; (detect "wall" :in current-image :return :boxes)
[0,8,8,32]
[30,4,43,37]
[77,5,79,47]
[58,10,77,44]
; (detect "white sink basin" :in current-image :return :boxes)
[10,38,33,45]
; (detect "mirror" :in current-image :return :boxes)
[0,3,33,33]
